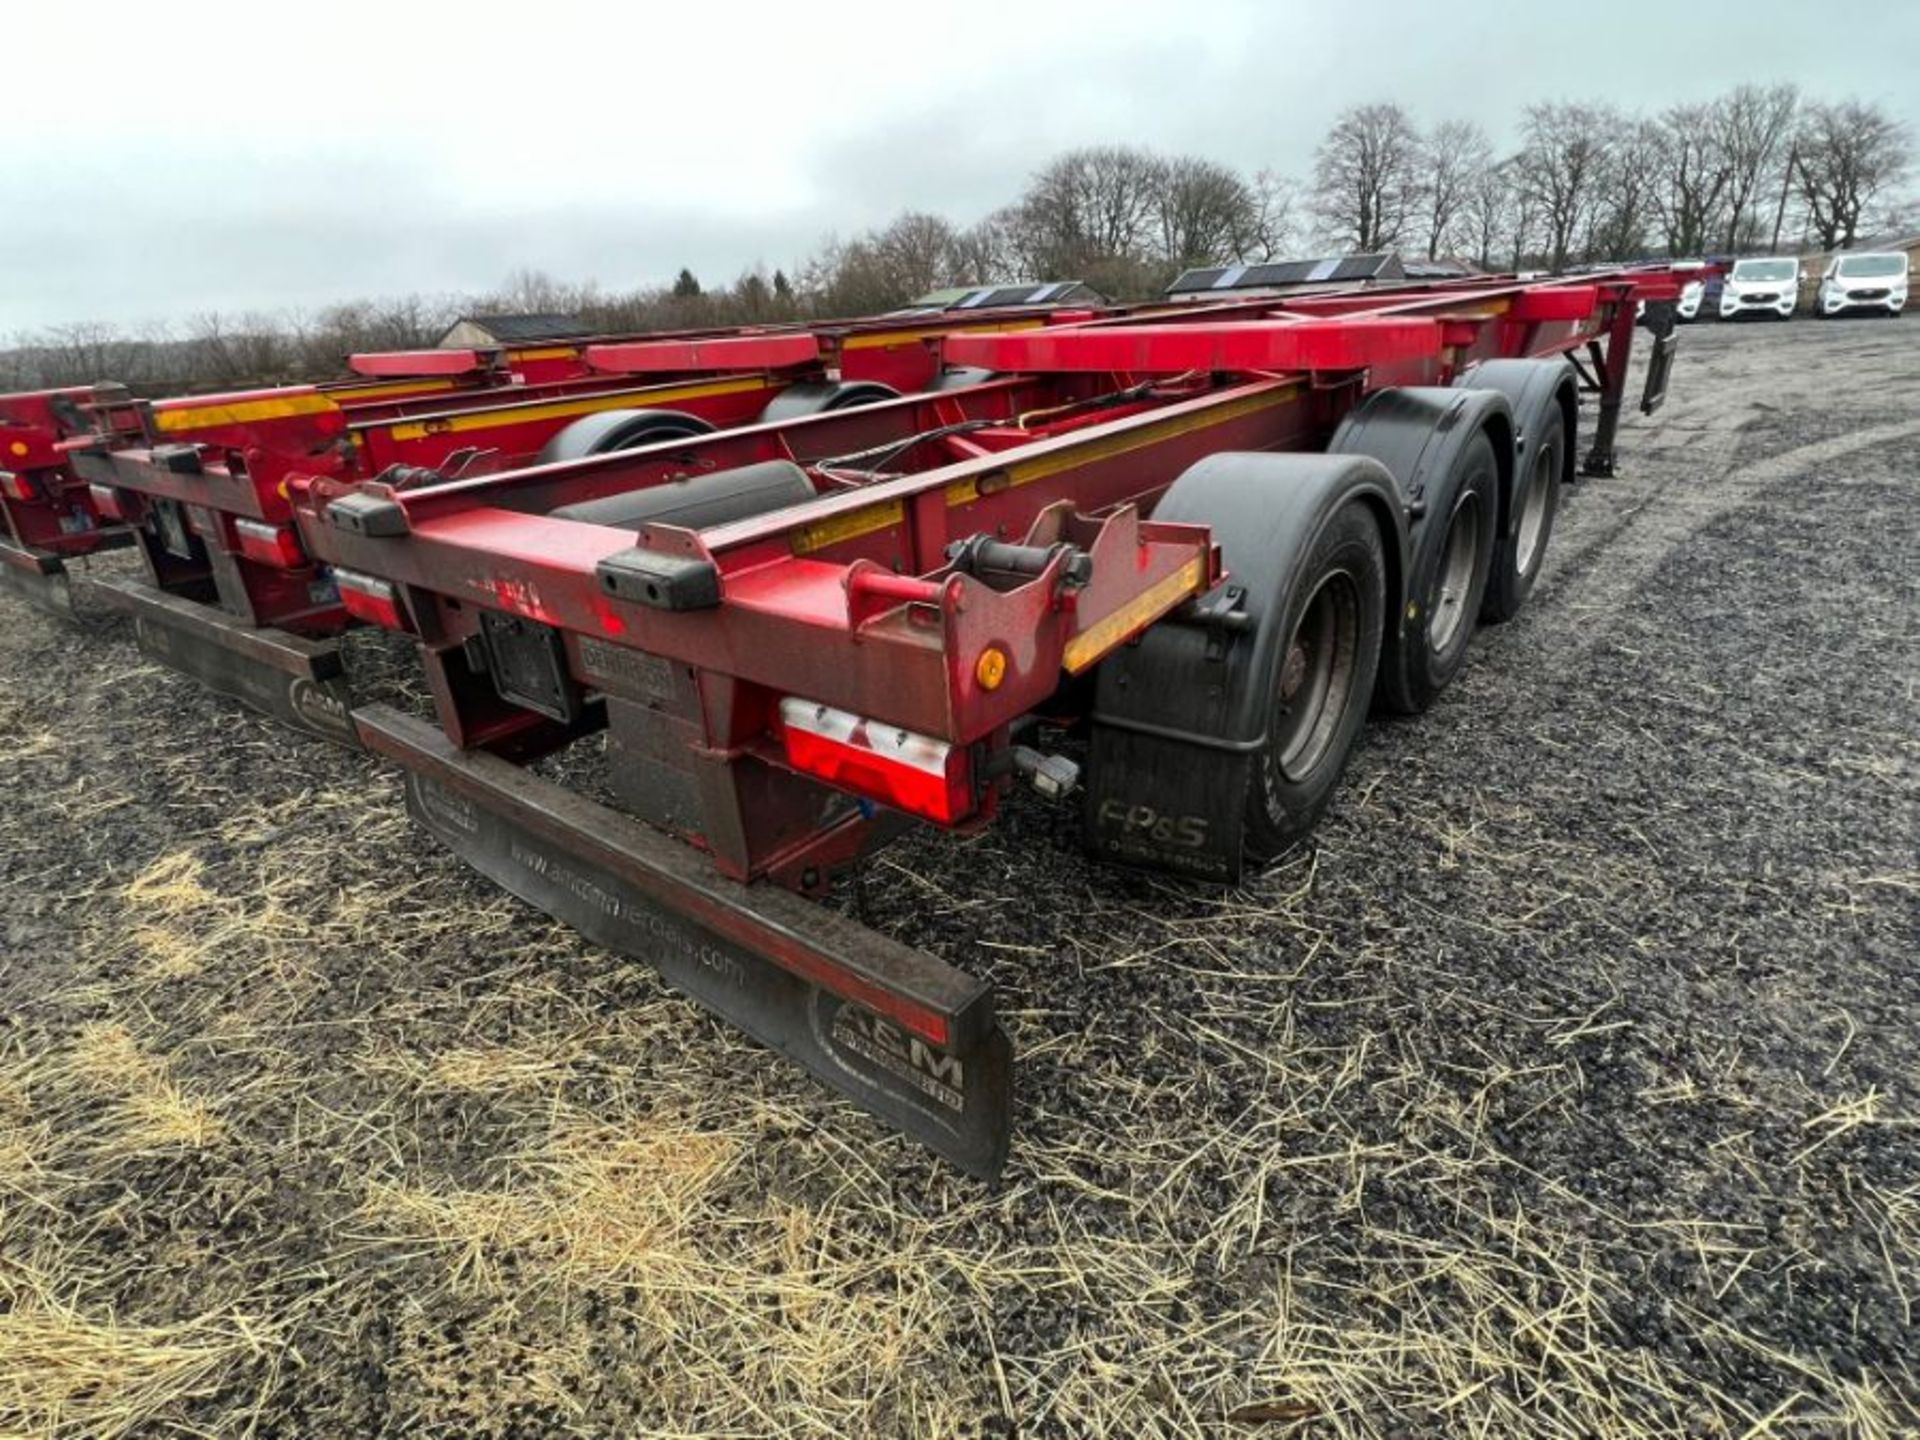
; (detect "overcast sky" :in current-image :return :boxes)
[3,0,1914,335]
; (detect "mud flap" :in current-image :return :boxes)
[81,574,359,746]
[1083,724,1255,883]
[0,538,75,617]
[356,704,1013,1179]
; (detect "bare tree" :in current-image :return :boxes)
[1652,102,1734,257]
[1588,117,1665,261]
[799,212,973,316]
[948,214,1017,285]
[492,267,588,315]
[1519,101,1618,271]
[183,311,298,386]
[1420,120,1493,259]
[1250,169,1302,258]
[1155,157,1268,269]
[1717,83,1798,251]
[1460,157,1517,270]
[999,146,1166,278]
[1310,103,1423,251]
[1793,98,1913,249]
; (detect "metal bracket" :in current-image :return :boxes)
[596,548,722,610]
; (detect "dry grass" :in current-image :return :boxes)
[0,1283,272,1440]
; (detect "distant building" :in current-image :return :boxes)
[896,281,1106,314]
[437,313,592,349]
[1165,253,1407,301]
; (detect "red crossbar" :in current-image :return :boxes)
[945,317,1443,374]
[348,349,494,378]
[587,333,824,374]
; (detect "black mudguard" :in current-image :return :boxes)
[1450,358,1577,497]
[535,408,715,465]
[1083,452,1406,883]
[758,381,900,423]
[1329,388,1513,692]
[1331,386,1515,535]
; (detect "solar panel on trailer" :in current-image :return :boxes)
[1331,255,1393,281]
[981,285,1047,307]
[1245,262,1317,286]
[1170,268,1228,291]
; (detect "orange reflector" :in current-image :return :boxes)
[779,698,970,823]
[974,646,1008,691]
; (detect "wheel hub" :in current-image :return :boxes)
[1279,642,1309,701]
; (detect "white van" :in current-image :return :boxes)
[1635,262,1705,326]
[1718,257,1800,320]
[1817,252,1908,318]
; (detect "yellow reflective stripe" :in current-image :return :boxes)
[791,500,904,555]
[944,385,1299,507]
[331,377,459,402]
[506,346,580,361]
[841,317,1047,351]
[381,376,777,441]
[1063,557,1205,674]
[153,392,336,432]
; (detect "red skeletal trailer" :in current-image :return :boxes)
[283,267,1685,1175]
[54,297,1103,738]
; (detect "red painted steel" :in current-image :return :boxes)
[295,268,1679,879]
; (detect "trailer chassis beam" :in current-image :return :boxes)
[0,537,79,617]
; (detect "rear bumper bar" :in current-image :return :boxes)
[0,537,76,616]
[355,704,1014,1178]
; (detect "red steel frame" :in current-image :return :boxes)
[279,268,1683,1173]
[59,300,1115,637]
[0,339,606,609]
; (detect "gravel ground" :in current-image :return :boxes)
[1,318,1916,1438]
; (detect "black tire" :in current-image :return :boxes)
[1481,402,1562,624]
[1378,431,1498,714]
[535,408,713,465]
[1242,500,1387,861]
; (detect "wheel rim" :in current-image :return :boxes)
[1428,491,1484,654]
[1515,444,1554,578]
[1272,571,1360,780]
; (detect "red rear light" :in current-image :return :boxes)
[234,518,307,568]
[0,471,37,502]
[87,484,126,521]
[334,568,412,631]
[779,698,970,823]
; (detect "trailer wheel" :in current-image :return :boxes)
[759,380,901,423]
[1481,400,1562,623]
[1371,431,1498,714]
[1447,359,1574,624]
[1329,387,1511,714]
[536,408,715,465]
[1243,500,1388,859]
[1082,453,1404,882]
